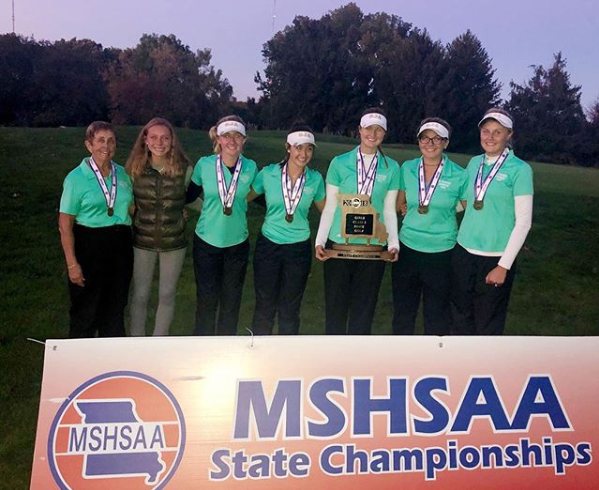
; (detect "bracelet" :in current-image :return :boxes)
[68,264,78,269]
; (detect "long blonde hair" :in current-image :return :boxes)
[208,115,247,154]
[126,118,189,178]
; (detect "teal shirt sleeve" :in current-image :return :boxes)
[251,162,259,183]
[314,172,325,201]
[326,157,341,186]
[191,158,203,186]
[59,175,81,215]
[252,167,266,194]
[398,163,406,191]
[389,161,401,190]
[513,163,534,196]
[458,167,469,200]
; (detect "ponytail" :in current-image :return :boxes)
[377,145,389,169]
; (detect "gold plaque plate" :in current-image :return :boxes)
[324,244,394,261]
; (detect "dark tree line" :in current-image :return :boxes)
[507,53,590,165]
[0,33,232,129]
[0,35,113,126]
[1,3,597,166]
[252,4,597,165]
[253,4,502,153]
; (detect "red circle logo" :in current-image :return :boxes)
[48,371,185,490]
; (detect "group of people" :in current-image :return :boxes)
[58,107,533,339]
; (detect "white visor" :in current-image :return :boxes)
[217,120,246,137]
[287,131,316,147]
[479,112,513,130]
[417,122,449,139]
[360,113,387,131]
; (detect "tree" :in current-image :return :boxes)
[440,30,501,152]
[257,11,499,146]
[0,35,112,126]
[507,53,587,165]
[583,98,599,167]
[107,34,232,128]
[30,38,112,126]
[257,3,373,133]
[368,20,446,142]
[587,98,599,126]
[0,34,39,125]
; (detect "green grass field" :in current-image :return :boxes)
[1,126,599,488]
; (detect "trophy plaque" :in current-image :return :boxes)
[324,194,393,260]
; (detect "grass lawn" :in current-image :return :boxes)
[1,126,598,488]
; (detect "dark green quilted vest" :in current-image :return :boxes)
[132,165,187,251]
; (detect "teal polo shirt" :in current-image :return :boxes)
[326,147,400,245]
[252,163,325,245]
[400,156,467,253]
[60,158,133,227]
[458,150,534,253]
[191,154,258,248]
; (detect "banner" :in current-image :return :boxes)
[30,336,599,489]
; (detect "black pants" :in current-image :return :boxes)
[450,244,516,335]
[252,233,312,335]
[68,224,133,338]
[193,234,249,335]
[392,244,452,336]
[323,241,386,335]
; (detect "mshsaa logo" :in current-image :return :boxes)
[48,371,185,490]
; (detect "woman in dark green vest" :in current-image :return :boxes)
[126,118,191,336]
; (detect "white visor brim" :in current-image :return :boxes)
[417,122,449,139]
[360,113,387,131]
[217,120,246,137]
[287,131,316,147]
[479,112,513,130]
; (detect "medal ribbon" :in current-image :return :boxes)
[357,150,378,197]
[475,148,509,202]
[88,156,117,212]
[216,155,242,210]
[281,163,306,217]
[418,157,445,207]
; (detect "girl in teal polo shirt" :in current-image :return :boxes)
[393,118,467,336]
[315,108,400,335]
[189,115,258,335]
[248,125,325,335]
[58,121,134,338]
[452,108,533,335]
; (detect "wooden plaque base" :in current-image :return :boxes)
[324,244,393,261]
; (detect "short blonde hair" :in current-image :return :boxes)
[85,121,115,142]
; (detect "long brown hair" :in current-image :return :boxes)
[126,118,189,178]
